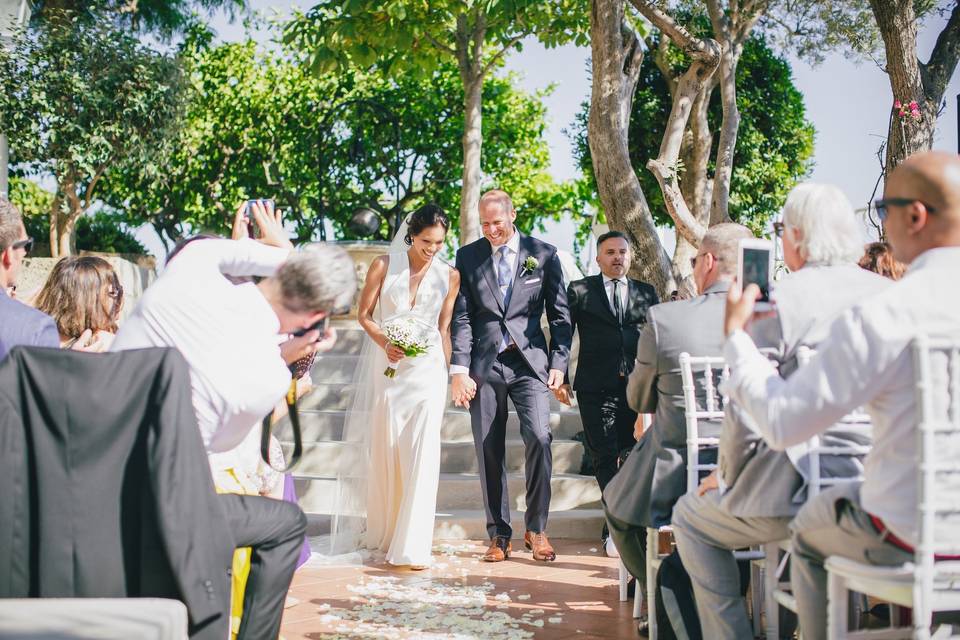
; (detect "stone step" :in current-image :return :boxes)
[282,439,587,476]
[272,406,583,442]
[294,472,601,514]
[299,380,574,413]
[304,509,607,541]
[321,327,367,355]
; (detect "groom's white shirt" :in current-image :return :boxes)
[450,229,521,377]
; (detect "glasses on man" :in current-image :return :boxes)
[11,237,33,254]
[690,253,715,270]
[874,198,937,223]
[772,222,785,238]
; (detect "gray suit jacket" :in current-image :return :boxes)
[719,263,891,518]
[604,281,730,528]
[0,289,59,361]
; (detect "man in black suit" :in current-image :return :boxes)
[556,231,658,555]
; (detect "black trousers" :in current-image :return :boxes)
[192,493,307,640]
[577,381,637,538]
[470,349,553,539]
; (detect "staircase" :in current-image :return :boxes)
[279,319,606,540]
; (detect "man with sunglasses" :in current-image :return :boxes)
[0,199,58,361]
[723,151,960,640]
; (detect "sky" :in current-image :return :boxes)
[136,3,960,261]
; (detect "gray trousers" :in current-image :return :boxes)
[671,490,790,639]
[604,506,648,583]
[789,483,912,640]
[471,349,553,539]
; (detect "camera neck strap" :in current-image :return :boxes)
[260,377,303,473]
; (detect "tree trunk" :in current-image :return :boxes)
[870,0,960,173]
[709,38,741,225]
[629,0,720,247]
[459,70,484,244]
[589,0,673,296]
[455,12,486,246]
[705,0,765,225]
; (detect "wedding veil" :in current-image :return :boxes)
[312,217,410,564]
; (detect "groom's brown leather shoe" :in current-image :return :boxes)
[482,536,512,562]
[524,531,557,561]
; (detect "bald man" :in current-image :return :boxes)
[722,150,960,640]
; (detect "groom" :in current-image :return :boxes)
[451,189,572,563]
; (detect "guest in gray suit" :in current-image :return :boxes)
[603,222,754,583]
[671,183,891,639]
[0,199,59,361]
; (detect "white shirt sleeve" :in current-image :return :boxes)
[723,311,887,451]
[449,364,470,376]
[176,238,291,278]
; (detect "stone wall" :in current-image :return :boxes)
[17,253,157,323]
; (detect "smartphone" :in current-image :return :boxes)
[244,199,275,238]
[293,315,329,339]
[738,238,773,309]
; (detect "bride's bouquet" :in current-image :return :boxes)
[382,316,432,378]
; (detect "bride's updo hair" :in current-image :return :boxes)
[404,203,449,245]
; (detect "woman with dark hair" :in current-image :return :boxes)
[858,241,906,280]
[339,202,461,568]
[34,256,124,352]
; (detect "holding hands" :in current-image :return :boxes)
[451,373,477,409]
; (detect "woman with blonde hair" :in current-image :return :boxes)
[34,256,124,351]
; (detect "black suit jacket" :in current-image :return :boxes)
[0,346,233,635]
[568,275,659,393]
[452,233,572,385]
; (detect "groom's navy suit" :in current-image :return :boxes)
[452,232,572,539]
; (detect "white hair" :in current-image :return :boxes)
[782,183,863,265]
[275,242,357,314]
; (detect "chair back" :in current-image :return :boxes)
[912,334,960,632]
[678,352,728,492]
[795,346,872,496]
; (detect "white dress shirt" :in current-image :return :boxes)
[723,247,960,546]
[112,238,293,453]
[602,274,628,318]
[450,230,521,377]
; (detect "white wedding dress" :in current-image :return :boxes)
[361,251,449,566]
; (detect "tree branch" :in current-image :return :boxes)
[627,0,720,66]
[422,31,457,58]
[921,0,960,102]
[481,32,527,77]
[83,162,109,212]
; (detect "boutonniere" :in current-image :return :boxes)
[521,256,539,276]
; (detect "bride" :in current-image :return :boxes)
[345,203,460,568]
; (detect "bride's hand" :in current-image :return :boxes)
[385,343,406,363]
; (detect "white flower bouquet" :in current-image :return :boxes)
[382,316,432,378]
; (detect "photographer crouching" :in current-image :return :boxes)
[111,200,356,640]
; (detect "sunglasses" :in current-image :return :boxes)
[773,222,785,238]
[11,237,33,254]
[874,198,936,223]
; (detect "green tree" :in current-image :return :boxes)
[99,29,578,249]
[0,11,182,257]
[574,21,813,288]
[284,0,588,243]
[9,177,147,255]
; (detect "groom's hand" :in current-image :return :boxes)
[451,373,476,408]
[553,383,573,406]
[547,368,565,391]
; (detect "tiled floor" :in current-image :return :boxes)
[280,539,639,639]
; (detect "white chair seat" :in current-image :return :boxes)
[825,557,915,607]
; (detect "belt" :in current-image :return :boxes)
[869,514,960,560]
